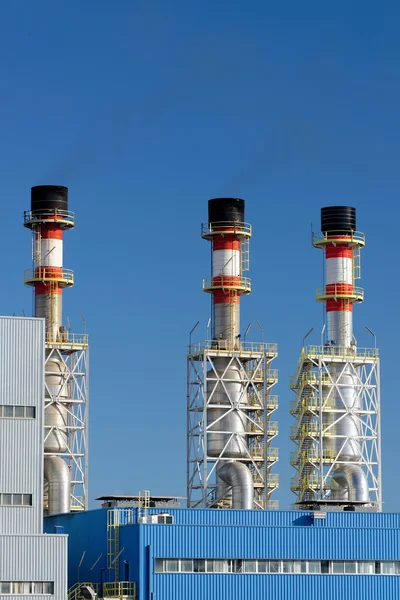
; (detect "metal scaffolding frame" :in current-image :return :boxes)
[290,345,381,510]
[187,341,279,510]
[44,339,89,512]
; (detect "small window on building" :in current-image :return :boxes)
[43,582,54,594]
[205,560,214,573]
[0,405,36,419]
[32,582,44,594]
[269,561,281,573]
[332,561,345,574]
[344,562,357,574]
[155,559,164,573]
[2,494,12,506]
[213,560,228,573]
[194,559,205,573]
[165,560,179,573]
[282,560,293,573]
[293,560,306,573]
[13,494,23,506]
[258,560,268,573]
[321,560,330,574]
[243,560,257,573]
[381,562,397,575]
[358,561,375,574]
[180,560,193,573]
[233,559,243,573]
[0,583,11,594]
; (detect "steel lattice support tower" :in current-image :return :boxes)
[24,186,88,513]
[187,198,279,510]
[290,206,381,511]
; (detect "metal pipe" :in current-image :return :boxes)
[44,456,70,515]
[332,465,369,503]
[218,461,254,510]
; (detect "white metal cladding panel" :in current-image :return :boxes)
[139,524,400,560]
[0,317,45,409]
[326,257,353,284]
[0,420,42,533]
[0,318,45,533]
[153,574,400,600]
[0,534,67,600]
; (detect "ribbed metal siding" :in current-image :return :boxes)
[153,574,400,600]
[135,507,400,529]
[45,510,108,587]
[0,317,44,534]
[0,534,67,600]
[138,524,400,560]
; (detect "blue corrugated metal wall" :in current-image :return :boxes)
[151,574,400,600]
[45,508,400,600]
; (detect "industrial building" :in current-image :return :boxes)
[0,317,67,595]
[1,192,400,599]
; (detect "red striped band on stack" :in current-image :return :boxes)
[210,226,248,341]
[325,243,354,314]
[212,234,241,306]
[34,217,65,302]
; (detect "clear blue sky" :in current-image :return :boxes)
[1,0,399,511]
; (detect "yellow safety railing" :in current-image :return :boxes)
[267,474,279,487]
[316,285,364,302]
[266,448,279,461]
[267,422,278,436]
[303,344,379,360]
[250,447,264,460]
[189,340,277,356]
[266,395,279,409]
[24,208,75,226]
[46,332,88,348]
[24,267,74,286]
[202,276,251,293]
[247,420,263,433]
[290,371,331,388]
[312,230,365,247]
[103,582,136,598]
[68,583,99,600]
[201,221,252,238]
[265,369,278,382]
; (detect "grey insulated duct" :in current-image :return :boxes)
[218,462,254,510]
[44,456,71,515]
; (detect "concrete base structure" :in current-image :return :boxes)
[46,506,400,600]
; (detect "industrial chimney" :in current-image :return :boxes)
[24,186,88,515]
[290,206,381,511]
[187,198,279,510]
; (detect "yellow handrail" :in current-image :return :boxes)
[201,221,252,238]
[312,230,365,247]
[68,583,99,600]
[103,581,136,598]
[24,267,74,285]
[202,276,251,293]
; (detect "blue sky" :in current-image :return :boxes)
[1,0,400,511]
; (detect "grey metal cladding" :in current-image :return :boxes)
[0,317,45,533]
